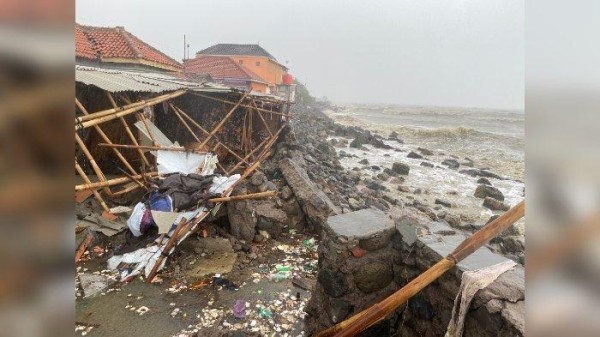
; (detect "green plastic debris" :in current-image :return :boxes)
[275,265,290,272]
[303,238,316,248]
[259,307,272,318]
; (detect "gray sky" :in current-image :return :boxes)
[77,0,523,109]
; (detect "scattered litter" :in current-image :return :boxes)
[233,299,247,319]
[136,306,150,315]
[303,238,316,248]
[258,307,272,319]
[101,210,118,221]
[109,206,132,214]
[213,276,237,290]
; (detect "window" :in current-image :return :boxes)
[255,61,260,66]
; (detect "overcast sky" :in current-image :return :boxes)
[76,0,523,109]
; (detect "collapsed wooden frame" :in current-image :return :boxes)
[75,88,292,213]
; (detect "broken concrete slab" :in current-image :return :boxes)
[326,208,394,240]
[279,158,339,225]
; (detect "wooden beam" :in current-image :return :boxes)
[75,160,110,212]
[97,143,206,154]
[75,133,111,195]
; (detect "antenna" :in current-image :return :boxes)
[183,34,186,61]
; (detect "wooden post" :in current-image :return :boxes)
[104,93,152,167]
[316,201,526,337]
[198,91,250,148]
[228,136,270,173]
[97,143,206,153]
[75,160,110,212]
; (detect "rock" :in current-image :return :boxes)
[434,198,452,208]
[501,236,525,254]
[376,172,390,181]
[483,197,510,211]
[327,298,353,324]
[417,147,434,156]
[370,165,381,171]
[350,246,366,257]
[407,151,423,159]
[359,158,369,165]
[254,234,266,243]
[79,273,111,298]
[359,233,392,251]
[227,200,257,242]
[348,197,362,210]
[250,171,266,186]
[392,162,410,175]
[280,186,293,200]
[478,169,505,180]
[318,268,349,298]
[397,185,411,193]
[445,213,462,228]
[389,131,399,139]
[477,177,492,185]
[420,161,434,168]
[353,262,393,294]
[280,158,339,225]
[349,137,364,148]
[441,158,460,169]
[474,185,505,201]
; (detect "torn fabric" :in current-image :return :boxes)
[445,260,517,337]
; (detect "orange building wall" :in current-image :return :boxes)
[249,81,268,93]
[230,56,286,87]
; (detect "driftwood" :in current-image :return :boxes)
[316,200,525,337]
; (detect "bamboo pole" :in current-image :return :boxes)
[146,218,188,283]
[317,200,526,337]
[169,103,201,142]
[190,92,292,117]
[75,94,165,122]
[97,143,206,154]
[227,135,270,173]
[104,92,151,167]
[208,190,276,203]
[250,98,273,137]
[198,91,250,148]
[75,98,140,178]
[75,160,110,212]
[172,104,249,165]
[75,133,112,195]
[77,90,186,130]
[75,172,159,191]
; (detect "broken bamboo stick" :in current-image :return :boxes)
[75,98,140,179]
[197,91,251,148]
[104,92,152,167]
[77,90,186,130]
[75,160,110,212]
[172,104,249,165]
[316,200,525,337]
[75,133,112,195]
[250,98,273,137]
[190,92,292,117]
[75,172,159,191]
[96,143,206,154]
[208,190,276,203]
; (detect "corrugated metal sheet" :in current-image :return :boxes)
[75,65,232,93]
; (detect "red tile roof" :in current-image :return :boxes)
[184,56,268,83]
[76,24,182,70]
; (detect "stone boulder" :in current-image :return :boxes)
[392,162,410,175]
[279,158,339,226]
[353,262,393,294]
[407,151,423,159]
[483,197,510,211]
[474,185,504,201]
[442,158,460,169]
[227,200,257,242]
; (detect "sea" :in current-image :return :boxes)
[324,104,525,230]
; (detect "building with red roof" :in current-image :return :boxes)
[183,55,270,93]
[76,24,182,72]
